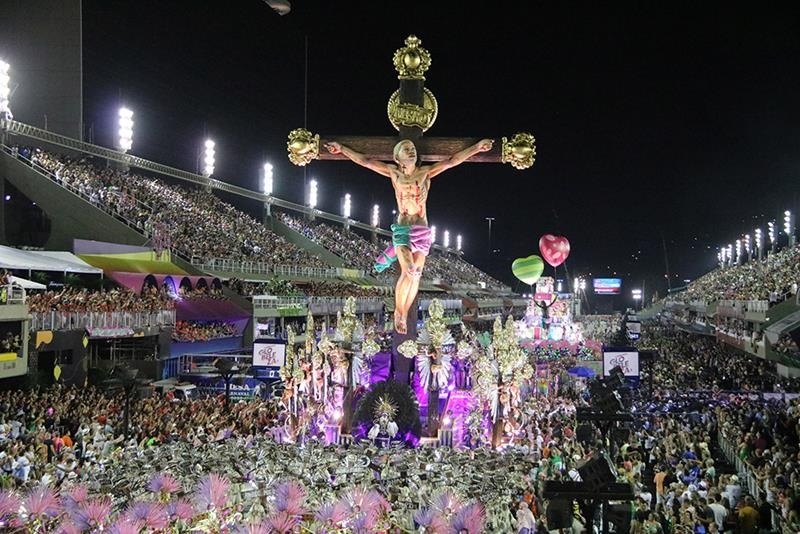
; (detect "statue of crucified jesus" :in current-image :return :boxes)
[325,137,494,334]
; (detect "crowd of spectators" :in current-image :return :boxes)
[26,148,327,268]
[171,320,239,342]
[275,211,386,274]
[2,320,799,532]
[0,332,21,352]
[26,287,174,314]
[20,146,512,299]
[0,313,799,532]
[275,211,508,290]
[223,277,301,297]
[7,144,800,531]
[676,244,800,303]
[0,385,282,490]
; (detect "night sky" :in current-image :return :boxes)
[80,2,800,298]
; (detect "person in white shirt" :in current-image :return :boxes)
[516,500,537,534]
[707,494,728,530]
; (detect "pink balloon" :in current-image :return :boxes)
[539,234,571,267]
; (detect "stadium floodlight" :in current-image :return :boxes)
[202,139,215,177]
[308,179,318,209]
[579,278,586,291]
[785,210,795,248]
[342,193,351,219]
[443,230,450,249]
[430,225,437,244]
[261,162,274,218]
[262,163,273,196]
[717,248,724,267]
[735,239,741,265]
[371,204,379,227]
[456,234,462,251]
[726,244,733,267]
[0,60,11,120]
[768,221,776,253]
[117,107,133,152]
[754,228,762,260]
[744,234,751,261]
[631,289,642,309]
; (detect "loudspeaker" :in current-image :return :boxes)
[577,452,617,492]
[546,499,573,530]
[605,503,632,533]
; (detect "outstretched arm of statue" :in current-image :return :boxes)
[325,142,394,178]
[427,138,494,179]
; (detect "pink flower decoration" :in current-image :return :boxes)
[452,501,486,533]
[23,485,61,519]
[148,472,181,495]
[194,473,230,511]
[168,498,196,521]
[74,496,113,531]
[266,510,299,533]
[0,490,21,523]
[273,480,307,516]
[110,518,145,534]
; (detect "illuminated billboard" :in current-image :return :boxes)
[593,278,622,295]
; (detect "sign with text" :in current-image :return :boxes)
[603,349,639,377]
[253,341,287,368]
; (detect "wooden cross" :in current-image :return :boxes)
[286,35,535,384]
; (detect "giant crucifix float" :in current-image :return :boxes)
[287,35,535,385]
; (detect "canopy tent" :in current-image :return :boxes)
[0,246,103,275]
[9,275,47,290]
[765,309,800,344]
[568,366,596,378]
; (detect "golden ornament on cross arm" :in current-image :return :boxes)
[287,128,320,166]
[501,132,537,170]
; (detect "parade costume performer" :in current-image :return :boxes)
[325,138,493,334]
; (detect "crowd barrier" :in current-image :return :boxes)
[717,429,785,532]
[30,309,176,332]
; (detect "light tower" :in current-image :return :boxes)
[743,234,751,262]
[0,60,11,121]
[785,210,795,248]
[307,179,318,220]
[768,221,776,254]
[262,162,273,220]
[202,139,215,177]
[371,204,381,227]
[117,107,133,152]
[342,193,352,230]
[754,228,763,261]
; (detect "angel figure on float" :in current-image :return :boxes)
[368,396,400,440]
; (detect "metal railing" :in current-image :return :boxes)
[717,429,785,531]
[191,257,354,280]
[30,309,176,332]
[1,284,27,305]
